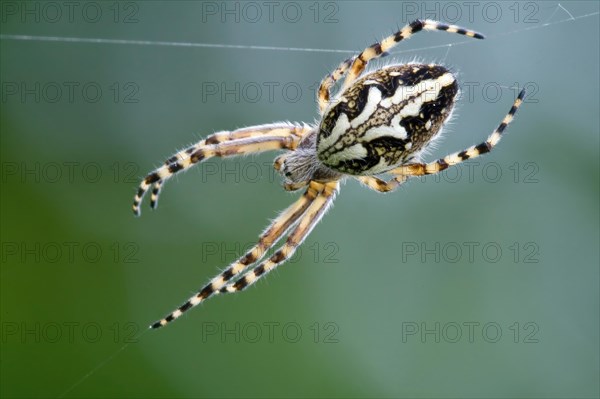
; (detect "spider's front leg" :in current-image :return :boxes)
[390,89,526,179]
[132,123,310,215]
[219,180,339,294]
[150,180,336,329]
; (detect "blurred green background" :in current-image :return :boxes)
[1,1,598,398]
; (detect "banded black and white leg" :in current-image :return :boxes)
[150,180,334,329]
[317,56,356,114]
[341,20,484,91]
[356,175,409,193]
[132,123,310,216]
[146,131,265,209]
[388,89,526,180]
[218,181,339,295]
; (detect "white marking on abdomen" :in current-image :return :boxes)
[390,113,405,130]
[362,125,408,142]
[318,112,350,150]
[350,87,382,128]
[380,73,455,109]
[366,156,393,175]
[327,143,368,164]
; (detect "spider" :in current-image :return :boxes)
[133,20,526,329]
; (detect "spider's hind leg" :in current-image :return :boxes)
[341,20,484,91]
[390,89,526,178]
[317,56,356,114]
[317,20,484,115]
[356,175,409,193]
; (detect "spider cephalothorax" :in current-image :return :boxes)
[274,129,342,190]
[132,19,526,329]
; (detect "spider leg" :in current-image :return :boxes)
[149,181,326,329]
[150,128,288,206]
[356,175,409,193]
[133,123,310,216]
[341,19,484,91]
[317,56,356,114]
[390,89,526,178]
[219,180,339,295]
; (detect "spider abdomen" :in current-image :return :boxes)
[317,64,458,175]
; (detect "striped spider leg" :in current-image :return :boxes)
[135,19,526,329]
[358,89,526,192]
[218,181,338,294]
[151,180,338,328]
[315,18,484,115]
[318,56,356,113]
[132,123,309,216]
[340,19,483,92]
